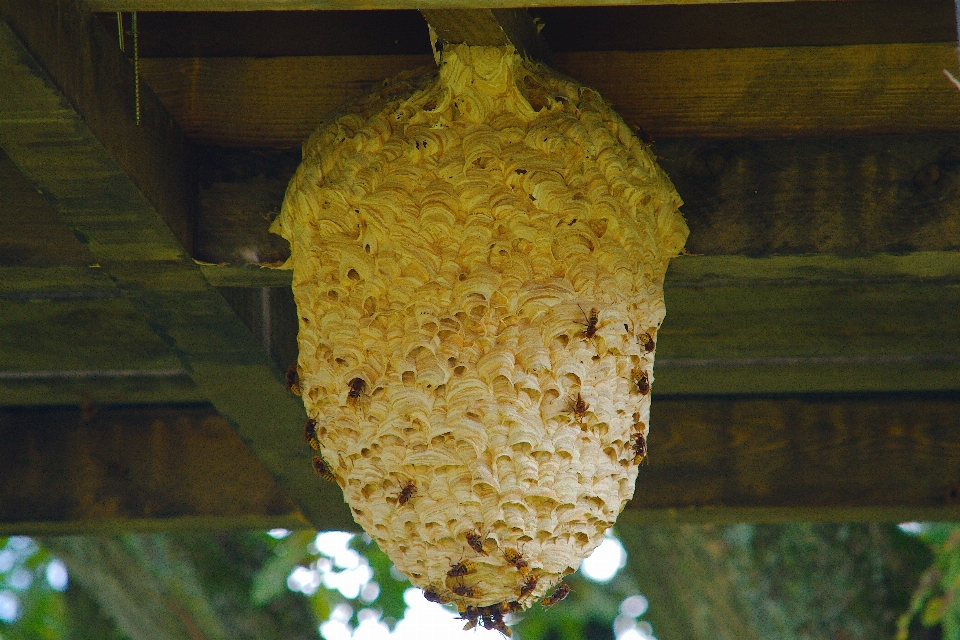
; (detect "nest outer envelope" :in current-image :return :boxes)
[271,44,689,611]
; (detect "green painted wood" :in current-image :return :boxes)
[0,298,184,372]
[0,372,204,407]
[0,5,353,532]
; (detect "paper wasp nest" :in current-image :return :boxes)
[271,44,688,613]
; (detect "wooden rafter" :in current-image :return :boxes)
[86,0,844,10]
[0,405,308,535]
[7,393,960,535]
[0,0,353,532]
[136,43,960,148]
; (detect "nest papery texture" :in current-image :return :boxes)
[272,45,688,610]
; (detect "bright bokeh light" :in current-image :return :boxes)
[268,528,292,539]
[618,622,657,640]
[582,532,627,583]
[288,565,322,595]
[315,532,362,569]
[620,594,648,617]
[0,589,19,623]
[323,563,373,599]
[898,522,928,535]
[45,558,68,591]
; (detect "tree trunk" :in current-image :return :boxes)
[619,523,931,640]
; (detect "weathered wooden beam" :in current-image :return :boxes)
[0,1,353,531]
[626,393,960,524]
[104,2,952,59]
[5,394,960,535]
[420,9,550,63]
[138,43,960,147]
[0,405,312,536]
[0,1,195,252]
[87,0,846,10]
[0,146,203,405]
[202,252,960,396]
[190,135,960,265]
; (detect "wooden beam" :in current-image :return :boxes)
[87,0,848,10]
[188,136,960,395]
[0,2,195,253]
[138,44,960,147]
[188,134,960,264]
[420,9,550,63]
[0,1,353,531]
[104,2,953,59]
[0,405,311,535]
[626,393,960,523]
[202,251,960,396]
[6,394,960,534]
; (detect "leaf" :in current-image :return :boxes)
[922,596,947,626]
[251,553,300,606]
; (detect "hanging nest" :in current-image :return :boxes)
[271,44,688,618]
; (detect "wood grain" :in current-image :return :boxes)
[108,2,952,59]
[138,43,960,147]
[6,395,960,533]
[0,0,197,252]
[87,0,845,10]
[0,405,310,535]
[190,133,960,267]
[628,393,960,522]
[0,6,352,532]
[421,9,551,63]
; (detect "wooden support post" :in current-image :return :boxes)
[420,9,550,63]
[0,0,354,532]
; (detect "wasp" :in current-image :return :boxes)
[311,455,336,483]
[423,587,446,604]
[451,583,483,599]
[465,530,486,555]
[518,575,538,598]
[286,364,301,396]
[578,305,599,340]
[398,480,417,506]
[632,430,648,465]
[347,377,366,400]
[303,418,319,449]
[446,560,477,578]
[460,607,480,631]
[541,583,570,607]
[632,368,650,395]
[568,393,589,425]
[503,548,530,575]
[637,330,655,353]
[498,601,523,615]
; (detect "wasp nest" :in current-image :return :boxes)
[272,44,688,614]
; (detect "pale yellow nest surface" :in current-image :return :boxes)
[271,44,688,611]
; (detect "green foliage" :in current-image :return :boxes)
[898,523,960,640]
[0,537,67,640]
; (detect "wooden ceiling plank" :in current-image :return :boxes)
[85,0,849,10]
[420,9,550,63]
[0,405,312,535]
[137,44,960,148]
[5,394,960,535]
[0,1,353,532]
